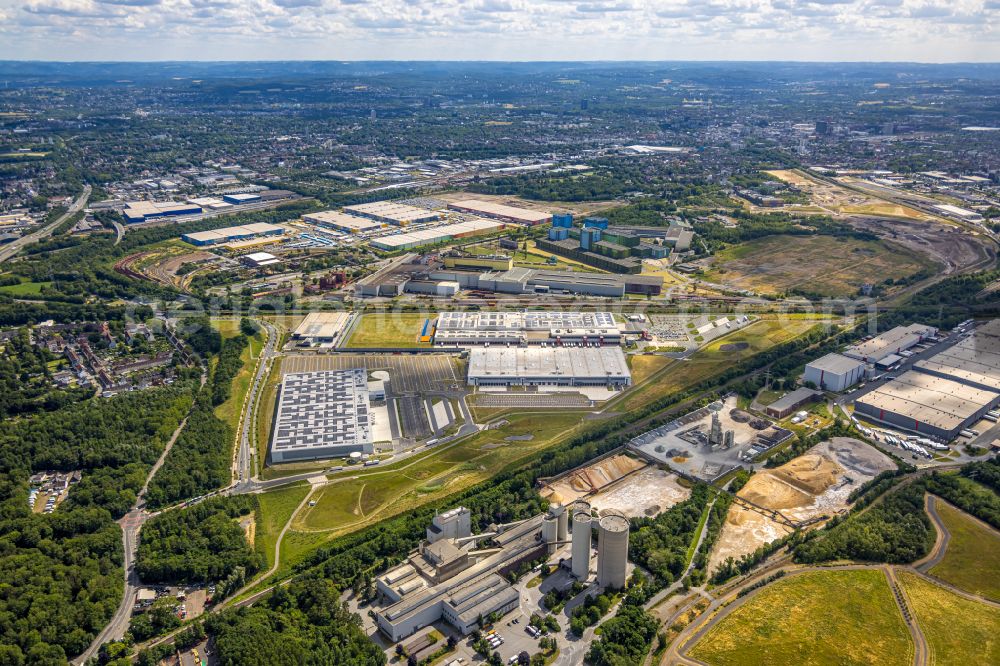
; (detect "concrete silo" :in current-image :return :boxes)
[542,515,559,555]
[597,513,630,589]
[571,505,592,580]
[549,502,569,542]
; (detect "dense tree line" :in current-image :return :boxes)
[925,465,1000,530]
[136,496,264,584]
[686,475,747,586]
[143,322,254,508]
[0,386,193,663]
[143,391,232,509]
[584,604,659,666]
[629,484,712,589]
[211,334,249,406]
[0,385,193,475]
[200,578,385,666]
[793,482,933,564]
[959,455,1000,494]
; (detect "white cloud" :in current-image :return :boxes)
[0,0,996,60]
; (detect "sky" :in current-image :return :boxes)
[0,0,996,62]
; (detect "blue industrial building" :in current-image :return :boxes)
[551,213,574,228]
[580,227,602,251]
[548,227,570,241]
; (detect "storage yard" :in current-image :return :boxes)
[708,437,895,572]
[591,466,690,517]
[629,395,793,482]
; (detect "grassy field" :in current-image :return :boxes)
[211,319,265,434]
[344,312,434,348]
[270,410,592,572]
[690,570,912,666]
[899,571,1000,666]
[0,279,50,296]
[627,353,673,385]
[928,500,1000,601]
[702,235,933,298]
[255,482,311,567]
[609,317,824,414]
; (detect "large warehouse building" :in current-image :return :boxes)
[182,222,284,246]
[853,319,1000,440]
[303,210,384,233]
[843,324,937,363]
[467,346,631,387]
[912,319,1000,392]
[269,369,375,463]
[803,353,866,392]
[447,199,552,226]
[291,312,352,346]
[343,201,439,226]
[370,219,506,251]
[123,200,202,223]
[854,370,999,441]
[435,311,622,346]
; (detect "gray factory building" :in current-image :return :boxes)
[427,267,662,297]
[374,512,547,642]
[269,369,375,463]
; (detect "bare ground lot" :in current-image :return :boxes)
[708,438,894,572]
[702,235,933,298]
[588,466,691,518]
[847,216,994,277]
[541,454,691,518]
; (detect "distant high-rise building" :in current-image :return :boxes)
[815,119,832,136]
[580,99,589,111]
[370,108,377,121]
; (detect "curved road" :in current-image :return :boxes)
[0,185,91,264]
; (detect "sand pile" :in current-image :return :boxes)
[771,453,843,496]
[738,474,814,510]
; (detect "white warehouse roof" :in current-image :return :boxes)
[467,346,630,384]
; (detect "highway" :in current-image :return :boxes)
[0,185,91,264]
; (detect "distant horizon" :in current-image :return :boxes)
[1,58,999,65]
[0,0,996,63]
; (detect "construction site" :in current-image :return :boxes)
[539,452,691,518]
[708,437,896,572]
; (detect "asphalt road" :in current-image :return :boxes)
[0,185,91,264]
[73,391,202,665]
[231,320,279,492]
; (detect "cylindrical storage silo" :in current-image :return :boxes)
[571,511,592,580]
[597,514,630,590]
[542,515,558,555]
[549,502,568,542]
